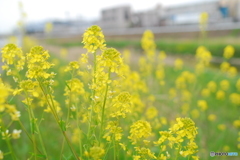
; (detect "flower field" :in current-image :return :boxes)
[0,25,239,160]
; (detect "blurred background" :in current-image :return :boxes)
[1,1,240,159]
[1,0,240,69]
[1,0,240,45]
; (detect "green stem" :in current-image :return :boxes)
[23,91,38,160]
[76,105,83,158]
[32,134,37,160]
[6,138,16,160]
[38,81,58,121]
[11,61,47,158]
[18,120,45,156]
[60,139,65,160]
[87,51,97,139]
[113,136,117,160]
[35,123,48,159]
[18,120,31,141]
[6,120,13,128]
[103,137,113,160]
[175,144,181,160]
[38,80,79,159]
[100,68,111,139]
[6,138,17,160]
[62,131,79,160]
[0,120,16,160]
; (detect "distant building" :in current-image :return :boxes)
[51,19,92,34]
[163,0,223,25]
[25,19,93,35]
[98,5,131,29]
[98,0,240,29]
[228,0,240,21]
[25,0,240,35]
[25,22,45,34]
[131,4,164,27]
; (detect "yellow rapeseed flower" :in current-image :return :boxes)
[223,145,230,152]
[228,66,237,77]
[71,128,81,144]
[141,30,156,57]
[89,145,105,160]
[181,90,191,102]
[218,124,226,131]
[134,147,157,159]
[156,69,165,80]
[1,44,25,77]
[174,58,183,70]
[104,121,123,142]
[1,130,10,139]
[64,61,80,72]
[175,76,186,89]
[60,48,68,58]
[199,12,208,26]
[146,106,158,120]
[111,92,131,118]
[101,48,123,71]
[12,129,22,139]
[181,71,196,84]
[26,46,55,79]
[82,25,106,53]
[156,118,198,158]
[123,49,130,64]
[207,81,217,92]
[0,78,10,104]
[128,120,152,144]
[223,45,234,59]
[208,114,216,121]
[158,51,166,61]
[201,88,210,97]
[220,80,229,91]
[197,100,208,111]
[44,22,53,34]
[233,120,240,128]
[220,62,230,72]
[229,93,240,105]
[169,88,177,99]
[216,90,225,100]
[195,63,205,74]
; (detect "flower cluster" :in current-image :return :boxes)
[82,25,106,53]
[26,46,55,79]
[128,120,152,144]
[100,48,123,73]
[141,30,156,57]
[155,118,198,159]
[1,44,25,81]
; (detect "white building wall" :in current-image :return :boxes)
[98,5,131,29]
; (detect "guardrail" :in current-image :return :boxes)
[26,22,240,39]
[102,22,240,36]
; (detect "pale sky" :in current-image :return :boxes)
[0,0,216,34]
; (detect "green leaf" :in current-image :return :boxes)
[30,118,37,134]
[59,119,67,131]
[36,154,47,158]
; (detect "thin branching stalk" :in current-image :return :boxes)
[18,120,44,156]
[38,80,79,160]
[88,51,97,140]
[14,66,48,158]
[76,105,83,158]
[6,137,17,160]
[100,68,111,139]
